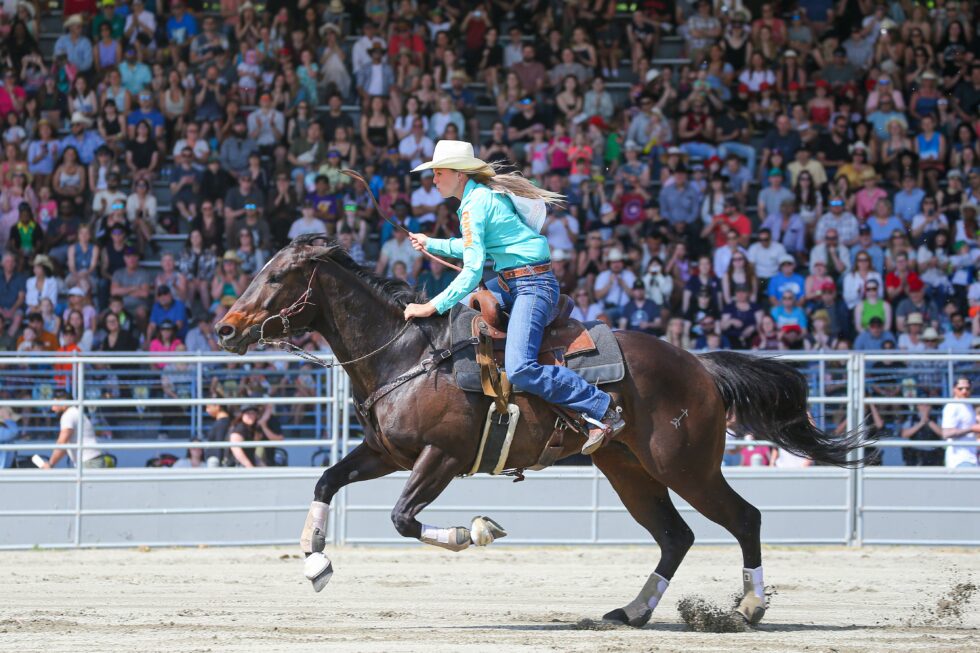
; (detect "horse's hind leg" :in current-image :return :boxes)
[671,471,766,624]
[592,443,695,628]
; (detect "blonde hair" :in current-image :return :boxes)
[468,161,566,207]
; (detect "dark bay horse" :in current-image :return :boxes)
[216,235,870,627]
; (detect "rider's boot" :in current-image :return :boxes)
[581,405,625,455]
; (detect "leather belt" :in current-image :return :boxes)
[499,263,552,280]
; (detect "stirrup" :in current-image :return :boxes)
[581,406,625,455]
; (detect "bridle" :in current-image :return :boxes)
[251,256,413,369]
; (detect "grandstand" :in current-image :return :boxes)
[1,1,979,470]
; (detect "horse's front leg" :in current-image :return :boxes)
[301,442,398,590]
[391,444,506,551]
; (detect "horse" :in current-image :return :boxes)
[215,234,870,627]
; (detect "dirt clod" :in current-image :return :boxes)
[934,582,977,623]
[677,596,748,633]
[904,580,977,626]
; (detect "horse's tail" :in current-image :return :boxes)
[698,350,876,468]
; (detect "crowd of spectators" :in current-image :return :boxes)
[1,1,979,468]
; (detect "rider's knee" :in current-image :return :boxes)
[506,360,539,390]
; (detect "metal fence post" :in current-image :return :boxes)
[314,369,323,443]
[73,360,86,548]
[330,364,339,467]
[853,353,867,546]
[339,370,351,546]
[818,357,826,429]
[194,360,203,438]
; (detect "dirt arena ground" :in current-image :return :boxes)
[0,545,976,653]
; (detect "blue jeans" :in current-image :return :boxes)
[485,268,610,421]
[718,142,757,175]
[679,141,718,160]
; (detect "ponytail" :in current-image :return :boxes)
[468,161,566,207]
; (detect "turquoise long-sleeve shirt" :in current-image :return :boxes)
[426,179,551,314]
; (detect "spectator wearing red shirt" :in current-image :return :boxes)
[885,251,922,304]
[388,17,424,64]
[703,196,751,249]
[751,4,787,47]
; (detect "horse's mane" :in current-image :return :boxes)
[292,234,427,310]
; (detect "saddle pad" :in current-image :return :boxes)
[448,304,625,393]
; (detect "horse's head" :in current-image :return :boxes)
[215,236,326,355]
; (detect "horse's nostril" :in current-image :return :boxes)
[217,324,236,339]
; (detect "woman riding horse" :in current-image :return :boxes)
[402,140,624,454]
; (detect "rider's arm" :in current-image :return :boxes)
[425,236,464,259]
[429,203,487,315]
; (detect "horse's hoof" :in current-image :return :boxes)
[303,552,333,592]
[736,594,766,625]
[602,604,652,628]
[470,516,507,546]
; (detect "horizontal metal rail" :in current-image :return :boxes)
[0,438,336,451]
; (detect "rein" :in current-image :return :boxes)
[341,168,463,273]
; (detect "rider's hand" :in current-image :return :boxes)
[404,302,437,320]
[408,232,428,252]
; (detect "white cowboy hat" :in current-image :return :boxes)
[32,254,54,271]
[70,112,92,127]
[411,140,494,176]
[65,14,84,28]
[551,248,571,262]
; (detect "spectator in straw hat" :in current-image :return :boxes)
[898,312,926,351]
[54,14,94,73]
[25,254,58,313]
[61,112,105,165]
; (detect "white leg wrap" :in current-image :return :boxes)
[743,566,765,599]
[420,523,472,552]
[737,565,767,624]
[299,501,329,553]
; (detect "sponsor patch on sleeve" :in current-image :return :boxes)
[461,210,473,247]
